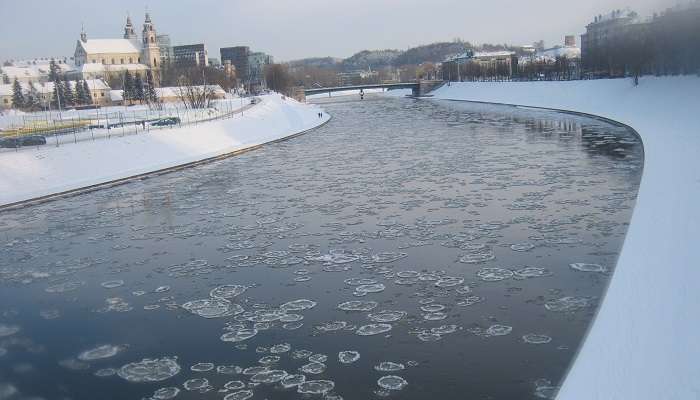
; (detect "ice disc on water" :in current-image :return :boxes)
[280,299,317,311]
[281,374,306,388]
[210,285,247,299]
[522,334,552,344]
[316,321,349,332]
[544,296,594,312]
[377,375,408,390]
[569,263,607,273]
[297,380,335,395]
[183,378,209,391]
[221,328,258,343]
[224,390,254,400]
[45,281,85,293]
[182,299,242,318]
[514,267,551,279]
[218,365,242,375]
[251,369,288,383]
[300,362,326,374]
[224,381,246,390]
[375,361,405,372]
[486,324,513,336]
[356,323,392,336]
[0,324,21,338]
[77,344,123,361]
[270,343,292,353]
[354,283,385,295]
[338,300,378,311]
[190,362,214,372]
[101,280,125,289]
[371,252,407,263]
[152,387,180,400]
[338,351,360,364]
[118,357,181,382]
[435,276,464,287]
[368,310,407,323]
[477,268,514,282]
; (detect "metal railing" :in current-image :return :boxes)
[0,97,257,153]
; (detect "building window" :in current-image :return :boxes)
[92,59,96,63]
[101,93,104,97]
[111,58,115,64]
[120,59,124,64]
[129,57,133,63]
[154,58,157,66]
[138,57,141,63]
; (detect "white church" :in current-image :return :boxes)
[72,13,161,82]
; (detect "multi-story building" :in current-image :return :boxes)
[173,43,208,67]
[580,9,648,74]
[336,70,379,86]
[220,46,250,82]
[248,52,273,89]
[156,34,174,66]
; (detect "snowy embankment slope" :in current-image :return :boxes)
[0,94,328,207]
[433,77,699,400]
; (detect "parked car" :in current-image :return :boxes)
[250,98,257,105]
[21,135,47,146]
[0,135,48,148]
[0,137,21,148]
[151,117,181,127]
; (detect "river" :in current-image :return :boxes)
[0,95,643,400]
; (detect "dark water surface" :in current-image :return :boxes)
[0,97,643,400]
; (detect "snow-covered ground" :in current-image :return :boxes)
[0,93,328,206]
[432,76,699,400]
[0,97,246,130]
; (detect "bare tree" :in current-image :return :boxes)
[175,75,216,109]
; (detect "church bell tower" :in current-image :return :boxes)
[124,15,138,45]
[141,12,161,72]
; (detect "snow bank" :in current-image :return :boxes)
[432,77,700,400]
[0,93,328,207]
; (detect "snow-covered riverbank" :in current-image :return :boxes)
[432,77,699,400]
[0,93,329,207]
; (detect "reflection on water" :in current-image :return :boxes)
[0,97,643,400]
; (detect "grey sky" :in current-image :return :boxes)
[0,0,677,62]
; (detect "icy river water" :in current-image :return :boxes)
[0,96,643,400]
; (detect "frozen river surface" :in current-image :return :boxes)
[0,97,643,400]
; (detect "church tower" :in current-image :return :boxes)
[141,12,161,72]
[123,15,137,45]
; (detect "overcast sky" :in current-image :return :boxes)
[0,0,677,62]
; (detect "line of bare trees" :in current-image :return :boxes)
[583,7,700,81]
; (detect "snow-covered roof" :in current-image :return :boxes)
[110,85,226,102]
[0,79,110,96]
[0,66,43,80]
[79,39,140,55]
[541,46,581,59]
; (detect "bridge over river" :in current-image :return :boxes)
[304,80,445,98]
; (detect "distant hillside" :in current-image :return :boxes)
[393,42,473,65]
[341,49,402,71]
[288,41,518,72]
[288,57,342,69]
